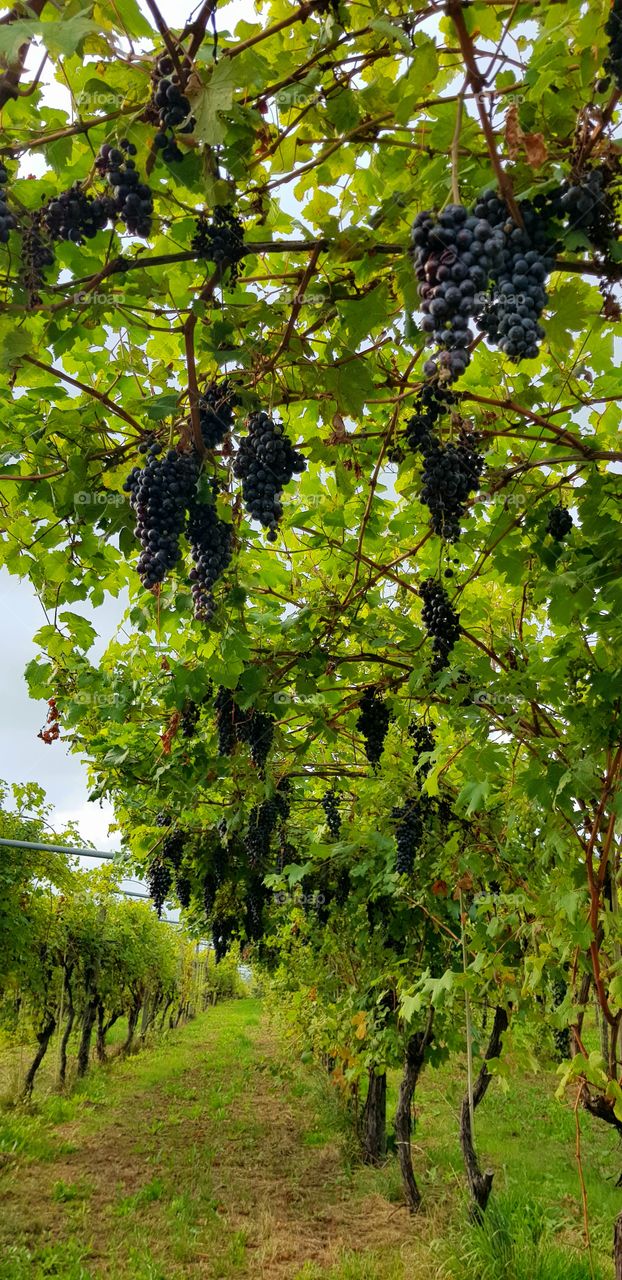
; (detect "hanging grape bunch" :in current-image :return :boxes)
[0,164,16,243]
[409,719,435,776]
[393,798,424,875]
[547,504,573,540]
[181,700,200,738]
[96,140,153,237]
[321,789,341,839]
[215,685,237,756]
[356,687,391,767]
[474,191,556,361]
[161,828,186,871]
[191,206,245,282]
[411,203,505,381]
[404,382,455,453]
[234,410,306,541]
[21,210,55,304]
[556,169,615,252]
[237,709,275,774]
[245,798,279,866]
[42,184,111,244]
[420,578,461,671]
[418,427,484,541]
[147,856,172,917]
[187,484,233,621]
[197,378,240,449]
[606,0,622,89]
[123,443,199,589]
[175,874,192,909]
[151,52,194,163]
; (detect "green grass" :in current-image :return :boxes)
[0,998,616,1279]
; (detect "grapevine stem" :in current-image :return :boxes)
[450,81,466,205]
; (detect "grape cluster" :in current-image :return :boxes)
[556,169,614,251]
[21,211,55,304]
[96,140,153,237]
[124,443,199,589]
[162,828,186,870]
[409,719,435,775]
[198,378,240,448]
[321,789,341,839]
[147,856,172,916]
[245,785,290,866]
[42,184,111,244]
[175,874,192,909]
[215,685,237,756]
[419,428,484,541]
[356,687,391,767]
[245,800,278,866]
[191,206,245,282]
[420,577,461,671]
[238,710,275,774]
[474,191,555,361]
[151,53,194,163]
[606,0,622,90]
[213,915,234,963]
[181,700,200,738]
[393,798,424,875]
[213,685,275,770]
[411,203,504,381]
[334,866,351,906]
[0,164,16,244]
[551,975,571,1060]
[547,504,573,540]
[234,411,306,540]
[405,382,455,453]
[187,486,233,620]
[245,876,267,941]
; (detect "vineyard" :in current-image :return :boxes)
[1,0,622,1274]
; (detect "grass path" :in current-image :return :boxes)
[0,998,617,1279]
[0,1000,416,1279]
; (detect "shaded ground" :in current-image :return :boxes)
[0,999,617,1279]
[0,1001,418,1279]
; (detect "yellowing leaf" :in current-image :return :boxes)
[187,62,235,146]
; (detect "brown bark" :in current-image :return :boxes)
[123,994,142,1055]
[362,1069,387,1164]
[615,1210,622,1280]
[459,1006,508,1217]
[394,1012,434,1212]
[77,996,98,1077]
[0,0,49,109]
[22,1014,56,1100]
[58,971,75,1087]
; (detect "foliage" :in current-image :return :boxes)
[1,0,622,1243]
